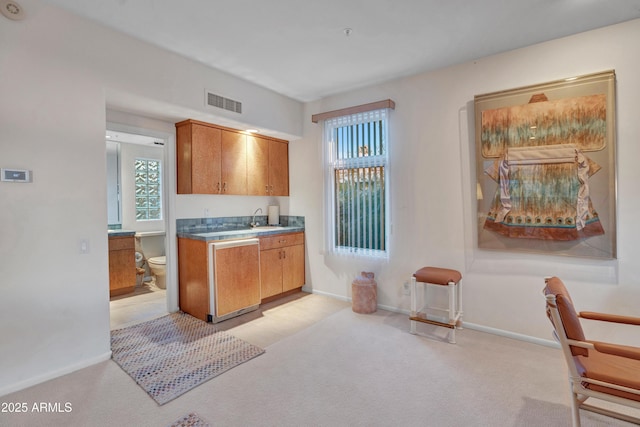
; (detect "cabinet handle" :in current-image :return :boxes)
[223,182,227,192]
[278,251,282,259]
[265,185,269,194]
[217,182,221,193]
[283,250,286,259]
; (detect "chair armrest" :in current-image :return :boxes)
[579,311,640,325]
[592,341,640,361]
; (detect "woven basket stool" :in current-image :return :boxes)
[409,266,463,343]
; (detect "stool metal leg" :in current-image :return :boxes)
[457,279,463,330]
[410,276,417,334]
[448,281,456,343]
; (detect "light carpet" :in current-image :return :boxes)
[111,312,265,405]
[168,412,211,427]
[3,299,636,426]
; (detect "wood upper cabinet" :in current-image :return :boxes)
[247,135,289,196]
[269,139,289,196]
[176,121,222,194]
[247,135,269,196]
[221,130,247,195]
[177,118,289,196]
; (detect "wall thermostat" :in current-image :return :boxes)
[1,168,32,182]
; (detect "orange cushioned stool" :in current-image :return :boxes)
[410,266,463,343]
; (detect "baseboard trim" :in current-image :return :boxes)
[308,289,559,349]
[0,351,112,397]
[460,322,559,348]
[307,287,350,302]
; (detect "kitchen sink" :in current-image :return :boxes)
[251,225,284,230]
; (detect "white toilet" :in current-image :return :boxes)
[147,256,166,289]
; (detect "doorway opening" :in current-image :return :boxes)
[106,127,170,330]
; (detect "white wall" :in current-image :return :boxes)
[0,0,302,396]
[292,19,640,346]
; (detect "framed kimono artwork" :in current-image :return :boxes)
[474,71,616,259]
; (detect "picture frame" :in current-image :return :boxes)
[474,70,616,259]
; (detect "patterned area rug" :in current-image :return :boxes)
[169,412,211,427]
[111,312,265,405]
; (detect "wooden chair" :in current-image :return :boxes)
[543,276,640,426]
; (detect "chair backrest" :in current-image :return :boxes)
[543,276,588,357]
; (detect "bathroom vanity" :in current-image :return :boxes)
[108,231,136,297]
[177,226,305,322]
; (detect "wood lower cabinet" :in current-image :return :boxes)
[282,243,304,292]
[178,237,261,322]
[214,242,260,317]
[178,232,305,321]
[177,238,209,320]
[259,232,304,300]
[108,235,136,297]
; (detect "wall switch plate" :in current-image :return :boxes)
[1,168,31,182]
[80,239,90,254]
[403,281,411,295]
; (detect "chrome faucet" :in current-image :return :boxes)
[251,208,263,227]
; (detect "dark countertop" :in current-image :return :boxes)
[108,230,136,237]
[177,226,304,242]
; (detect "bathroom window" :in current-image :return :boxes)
[324,108,389,257]
[135,158,162,221]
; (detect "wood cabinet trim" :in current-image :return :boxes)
[259,232,304,251]
[176,119,288,143]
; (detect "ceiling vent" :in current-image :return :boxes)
[206,90,242,114]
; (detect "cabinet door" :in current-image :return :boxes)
[282,244,304,292]
[247,135,270,195]
[221,130,247,195]
[178,237,210,321]
[108,236,136,296]
[269,140,289,196]
[191,124,222,194]
[109,248,136,294]
[260,248,283,299]
[215,244,260,317]
[176,123,193,194]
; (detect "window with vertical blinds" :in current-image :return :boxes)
[324,108,389,257]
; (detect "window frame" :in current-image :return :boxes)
[324,108,390,258]
[134,157,163,222]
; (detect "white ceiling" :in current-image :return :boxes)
[42,0,640,102]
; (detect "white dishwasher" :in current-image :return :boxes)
[207,238,260,323]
